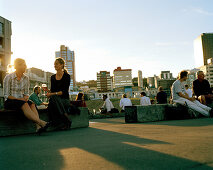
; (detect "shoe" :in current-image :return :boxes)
[37,122,51,135]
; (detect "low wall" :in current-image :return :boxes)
[0,107,89,137]
[125,104,200,123]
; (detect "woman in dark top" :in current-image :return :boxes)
[47,57,71,130]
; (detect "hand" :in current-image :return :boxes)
[46,92,51,98]
[23,95,29,101]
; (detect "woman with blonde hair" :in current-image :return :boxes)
[47,57,71,130]
[3,58,50,134]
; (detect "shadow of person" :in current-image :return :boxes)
[1,126,212,170]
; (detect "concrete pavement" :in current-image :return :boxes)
[0,117,213,170]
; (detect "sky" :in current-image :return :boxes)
[1,0,213,81]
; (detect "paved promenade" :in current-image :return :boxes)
[0,117,213,170]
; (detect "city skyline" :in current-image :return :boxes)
[1,0,213,81]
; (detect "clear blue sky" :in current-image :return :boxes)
[1,0,213,81]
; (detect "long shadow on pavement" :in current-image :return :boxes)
[0,126,212,170]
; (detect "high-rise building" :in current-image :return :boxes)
[97,71,112,92]
[0,16,12,86]
[113,67,133,88]
[55,45,76,90]
[138,70,143,87]
[194,33,213,67]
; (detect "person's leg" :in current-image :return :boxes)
[29,103,42,130]
[186,100,210,117]
[21,103,47,127]
[174,98,210,117]
[193,100,211,112]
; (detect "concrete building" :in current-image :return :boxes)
[55,45,76,90]
[147,77,155,87]
[97,71,112,92]
[26,67,54,94]
[154,71,175,95]
[186,68,200,88]
[194,33,213,67]
[0,16,12,86]
[159,71,173,79]
[198,62,213,87]
[138,70,143,87]
[113,67,133,88]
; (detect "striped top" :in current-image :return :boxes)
[3,72,29,100]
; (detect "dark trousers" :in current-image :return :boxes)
[48,95,70,126]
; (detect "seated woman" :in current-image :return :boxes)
[3,58,49,134]
[47,57,71,130]
[72,92,87,107]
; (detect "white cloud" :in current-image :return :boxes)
[182,7,213,16]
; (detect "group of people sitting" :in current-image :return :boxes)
[171,70,213,117]
[100,70,213,118]
[3,57,86,135]
[100,92,153,114]
[4,58,212,134]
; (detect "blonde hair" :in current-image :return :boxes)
[14,58,26,69]
[55,57,68,73]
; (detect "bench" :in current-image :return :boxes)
[125,104,201,123]
[0,107,89,137]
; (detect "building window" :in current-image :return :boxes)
[0,22,3,34]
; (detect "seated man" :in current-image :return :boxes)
[29,86,48,109]
[172,70,212,117]
[193,71,213,105]
[100,94,115,114]
[119,94,132,112]
[140,92,151,106]
[156,86,167,104]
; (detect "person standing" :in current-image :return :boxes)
[172,70,212,117]
[3,58,49,134]
[47,57,71,130]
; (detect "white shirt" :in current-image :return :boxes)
[186,89,193,98]
[120,98,132,110]
[140,96,151,106]
[102,98,114,112]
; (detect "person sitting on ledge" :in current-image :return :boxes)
[119,94,132,112]
[100,94,115,114]
[74,92,87,107]
[185,84,192,98]
[156,86,167,104]
[172,70,213,117]
[47,57,72,130]
[192,71,213,105]
[29,85,48,109]
[3,58,50,134]
[140,92,151,106]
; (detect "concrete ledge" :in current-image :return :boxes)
[125,104,200,123]
[0,107,89,137]
[89,112,125,119]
